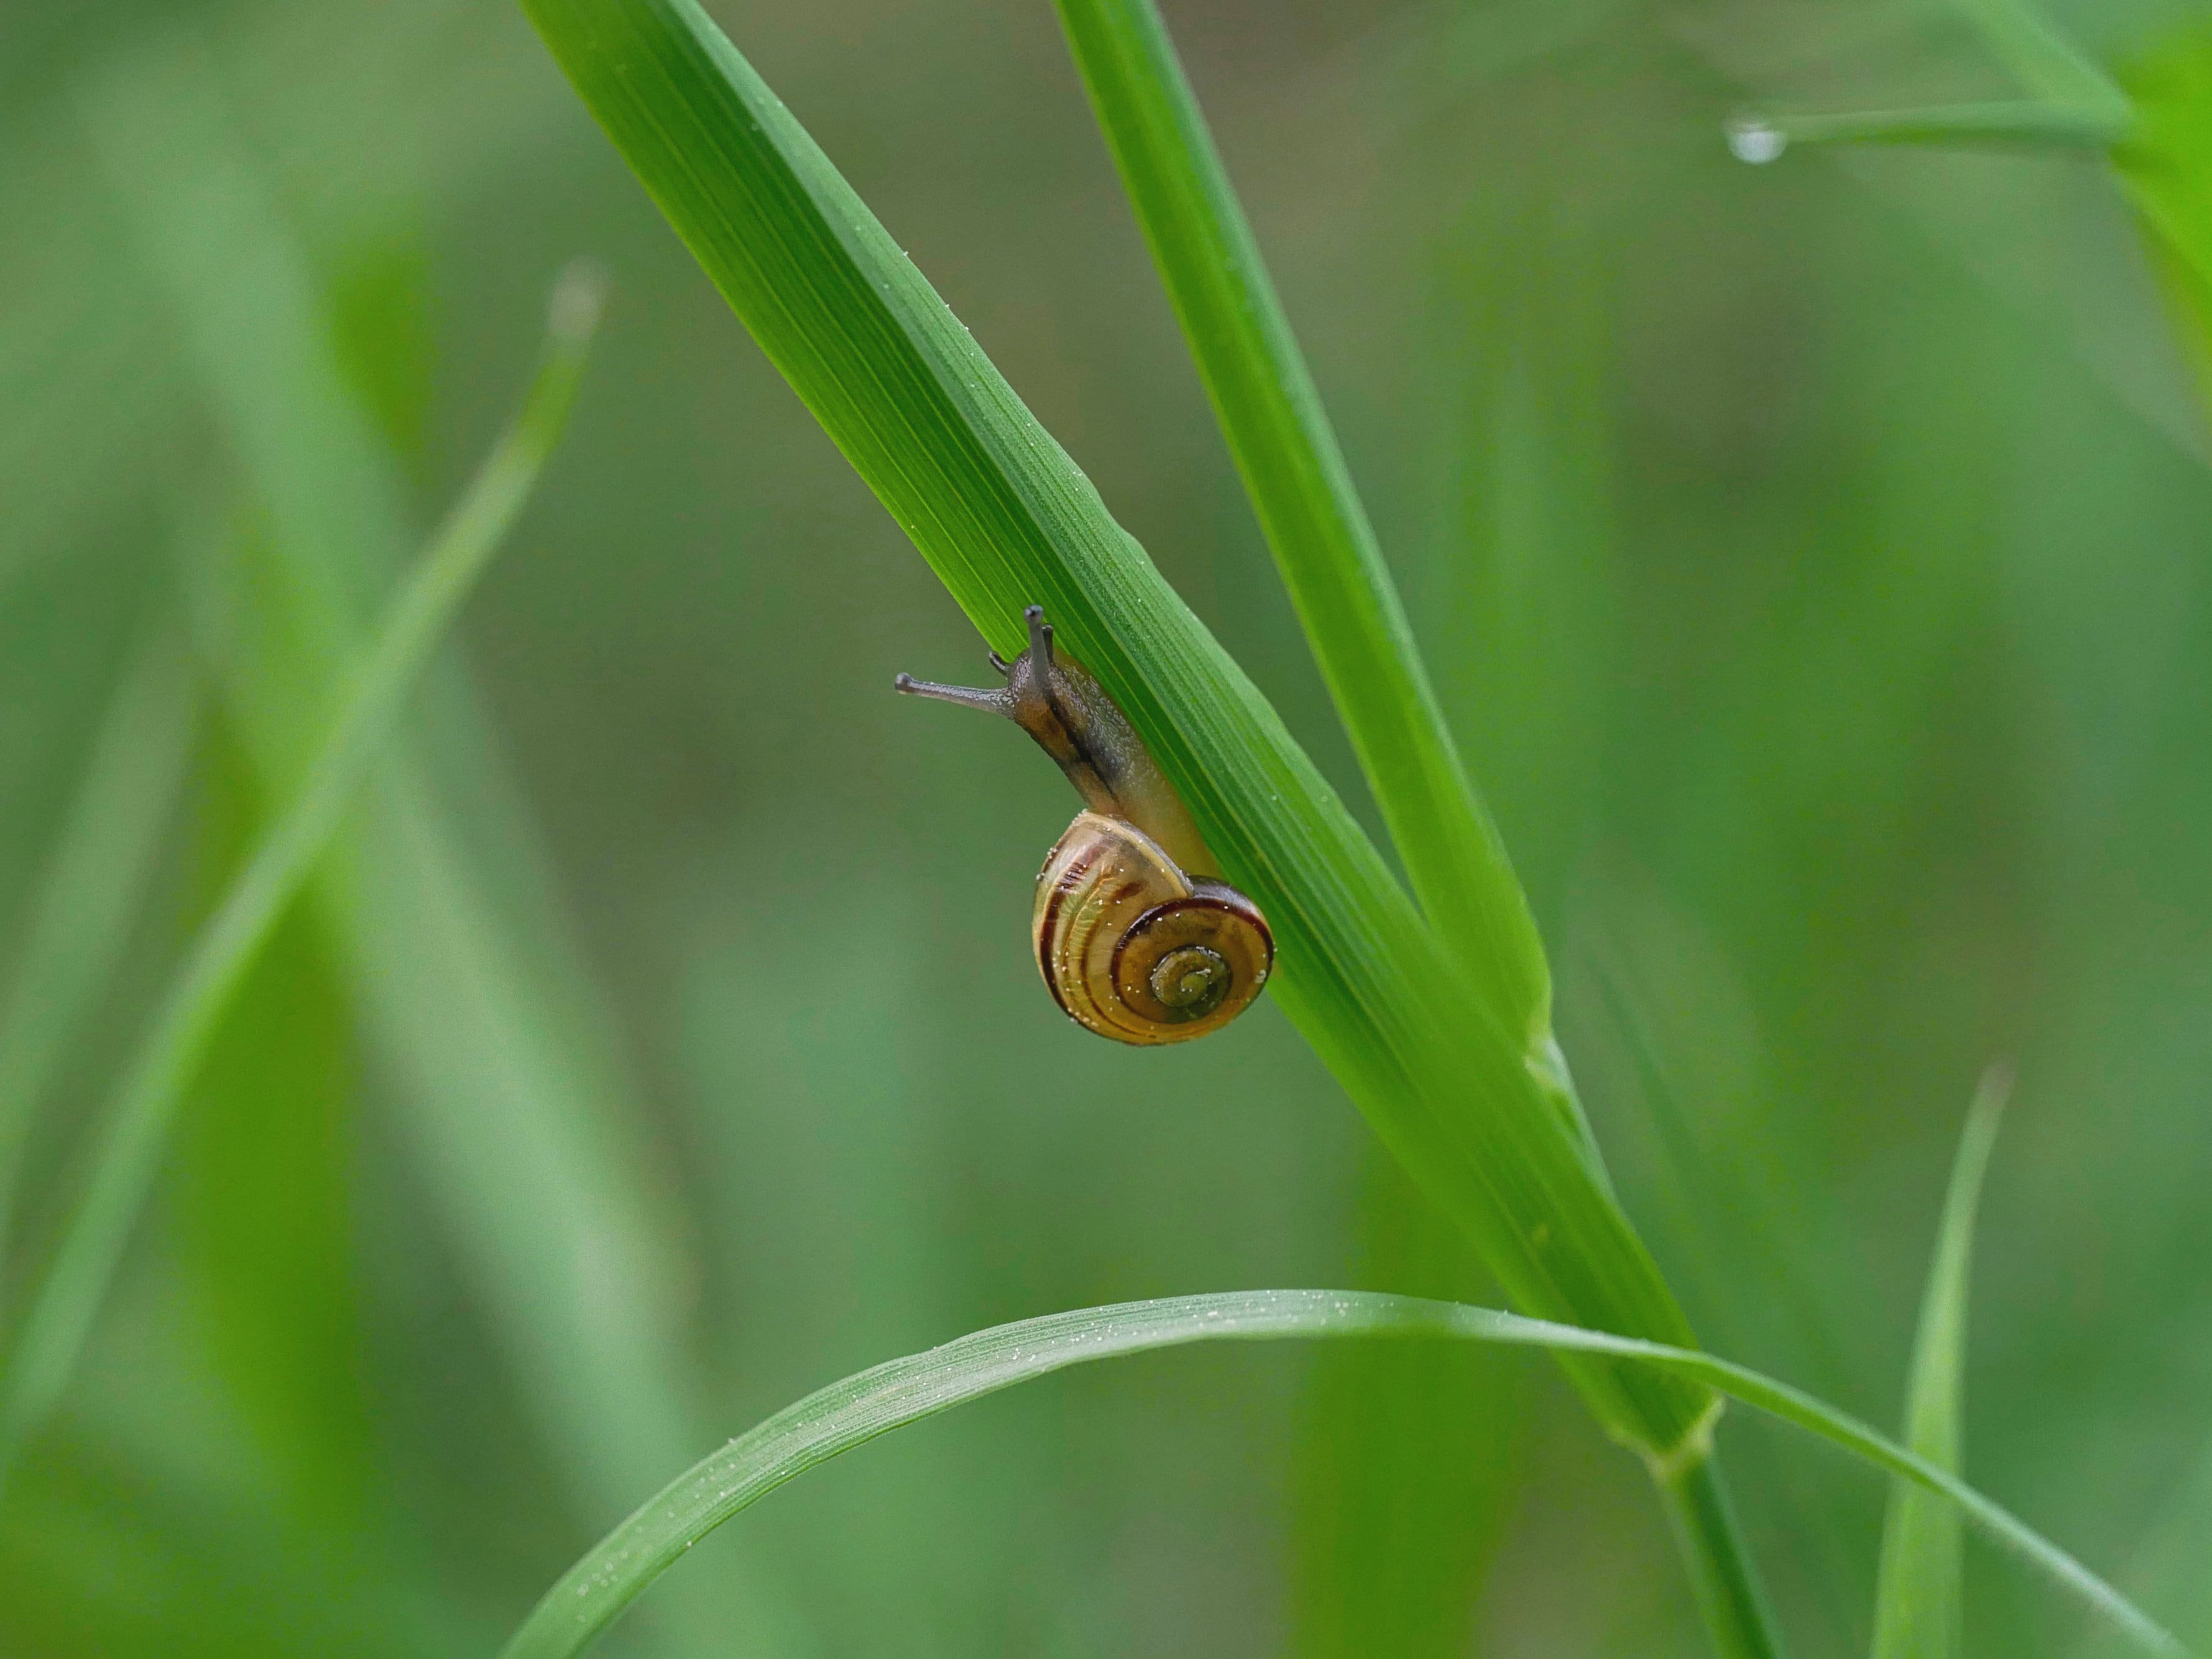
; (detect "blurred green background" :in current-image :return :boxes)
[4,1,2210,1654]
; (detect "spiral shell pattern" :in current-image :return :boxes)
[1033,811,1273,1045]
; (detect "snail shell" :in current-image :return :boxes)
[1036,811,1272,1045]
[898,605,1275,1045]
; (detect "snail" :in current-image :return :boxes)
[896,606,1273,1045]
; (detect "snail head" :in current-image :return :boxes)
[895,605,1213,874]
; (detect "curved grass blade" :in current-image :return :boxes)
[1871,1066,2011,1659]
[0,628,196,1265]
[499,1290,2185,1659]
[517,0,1712,1464]
[1048,0,1549,1037]
[0,267,606,1489]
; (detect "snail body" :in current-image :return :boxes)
[898,607,1272,1045]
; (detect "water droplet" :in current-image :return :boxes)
[1727,116,1787,165]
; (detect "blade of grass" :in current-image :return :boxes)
[518,0,1714,1469]
[82,43,811,1656]
[1954,0,2129,116]
[0,267,604,1492]
[1726,0,2131,164]
[1587,954,1869,1642]
[1289,1148,1522,1659]
[1048,0,1549,1041]
[175,813,371,1526]
[1871,1066,2011,1659]
[1726,102,2128,164]
[0,627,196,1265]
[2114,24,2212,403]
[2075,1428,2212,1659]
[499,1289,2185,1659]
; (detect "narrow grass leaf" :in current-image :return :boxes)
[0,271,604,1488]
[1727,0,2130,163]
[499,1290,2185,1659]
[1289,1151,1521,1659]
[82,48,808,1651]
[1955,0,2130,116]
[0,628,196,1263]
[1871,1066,2011,1659]
[518,0,1713,1462]
[1048,0,1549,1039]
[2115,25,2212,399]
[1727,102,2127,164]
[2074,1430,2212,1659]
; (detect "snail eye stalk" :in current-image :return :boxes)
[892,672,1009,715]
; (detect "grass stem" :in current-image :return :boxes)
[1659,1449,1790,1659]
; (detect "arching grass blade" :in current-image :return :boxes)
[500,1290,2185,1659]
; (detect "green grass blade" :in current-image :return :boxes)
[2075,1430,2212,1659]
[83,47,806,1650]
[1871,1066,2011,1659]
[0,628,196,1263]
[0,270,604,1489]
[1954,0,2129,116]
[1289,1151,1521,1659]
[2115,25,2212,404]
[1726,1,2130,164]
[518,0,1712,1463]
[1048,0,1547,1033]
[499,1290,2185,1659]
[1728,102,2129,164]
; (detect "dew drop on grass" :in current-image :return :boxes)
[1726,116,1787,165]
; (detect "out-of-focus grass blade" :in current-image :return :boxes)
[1,1435,471,1659]
[2075,1432,2212,1659]
[1290,1150,1521,1659]
[2115,25,2212,397]
[0,628,195,1263]
[500,1289,2184,1659]
[1728,0,2212,427]
[0,266,604,1489]
[175,819,369,1524]
[1727,102,2124,161]
[1871,1066,2010,1659]
[1725,0,2129,161]
[518,0,1713,1469]
[1955,0,2129,114]
[82,39,807,1653]
[1587,953,1872,1643]
[1048,0,1549,1040]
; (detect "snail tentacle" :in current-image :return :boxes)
[892,672,1010,716]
